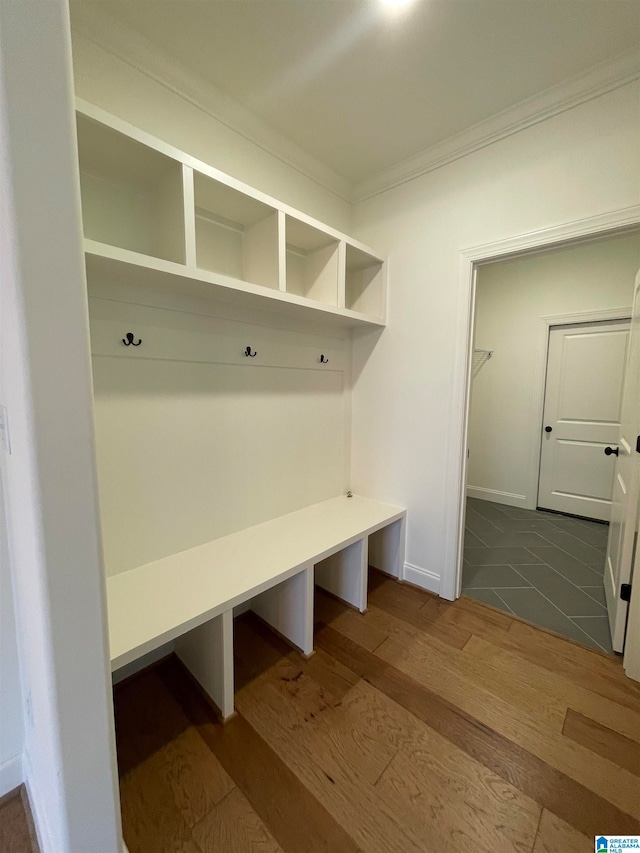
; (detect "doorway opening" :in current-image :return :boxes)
[460,230,640,654]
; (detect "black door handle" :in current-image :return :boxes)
[604,446,619,457]
[544,426,552,433]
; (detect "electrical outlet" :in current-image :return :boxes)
[0,405,11,454]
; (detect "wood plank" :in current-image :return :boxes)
[376,732,540,853]
[115,671,234,822]
[562,708,640,775]
[502,621,640,711]
[0,789,35,853]
[235,616,396,788]
[374,630,640,821]
[420,590,513,639]
[232,620,540,853]
[192,788,284,853]
[120,755,203,853]
[158,657,361,853]
[365,576,472,649]
[315,622,640,837]
[234,652,467,851]
[115,669,235,851]
[162,728,235,827]
[238,611,360,700]
[532,810,592,853]
[233,615,477,852]
[464,634,640,743]
[315,587,389,651]
[325,594,568,733]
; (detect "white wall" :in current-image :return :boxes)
[70,29,353,234]
[351,81,640,596]
[0,478,23,796]
[468,231,640,509]
[0,3,121,849]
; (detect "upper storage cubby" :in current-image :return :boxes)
[76,113,185,264]
[285,217,339,305]
[77,101,387,329]
[193,172,280,290]
[345,245,386,318]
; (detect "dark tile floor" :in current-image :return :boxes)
[462,497,613,654]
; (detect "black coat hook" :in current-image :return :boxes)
[245,346,257,357]
[122,332,142,347]
[320,354,329,364]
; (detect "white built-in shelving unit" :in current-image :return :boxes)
[76,99,387,328]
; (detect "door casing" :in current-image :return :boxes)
[450,212,640,679]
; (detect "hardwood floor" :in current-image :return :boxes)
[114,569,640,853]
[0,786,38,853]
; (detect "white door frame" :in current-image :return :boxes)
[444,204,640,604]
[535,313,631,515]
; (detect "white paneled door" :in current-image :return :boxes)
[538,320,630,522]
[605,274,640,654]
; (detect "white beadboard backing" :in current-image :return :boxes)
[89,298,351,576]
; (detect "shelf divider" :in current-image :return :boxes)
[182,165,197,268]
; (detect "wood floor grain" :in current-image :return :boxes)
[115,569,640,853]
[562,708,640,775]
[0,787,38,853]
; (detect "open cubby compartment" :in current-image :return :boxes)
[285,216,340,305]
[345,245,386,317]
[76,113,186,264]
[193,171,280,290]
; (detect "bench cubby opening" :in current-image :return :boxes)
[315,539,368,612]
[174,609,235,721]
[285,216,340,305]
[368,517,406,580]
[76,113,186,264]
[193,171,280,290]
[250,564,315,657]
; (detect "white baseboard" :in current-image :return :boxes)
[403,562,440,595]
[23,751,54,853]
[466,486,529,509]
[0,753,23,798]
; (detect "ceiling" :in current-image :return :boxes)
[69,0,640,186]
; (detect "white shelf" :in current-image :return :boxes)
[285,216,340,306]
[194,171,280,290]
[76,99,388,328]
[345,245,386,317]
[76,113,185,264]
[85,240,385,330]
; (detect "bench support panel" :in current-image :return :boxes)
[251,565,314,656]
[174,609,234,721]
[315,537,368,612]
[369,516,406,580]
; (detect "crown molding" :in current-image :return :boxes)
[354,49,640,202]
[70,4,640,208]
[69,4,353,202]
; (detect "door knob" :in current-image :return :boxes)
[544,426,552,433]
[604,446,619,457]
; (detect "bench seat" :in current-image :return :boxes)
[107,494,406,718]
